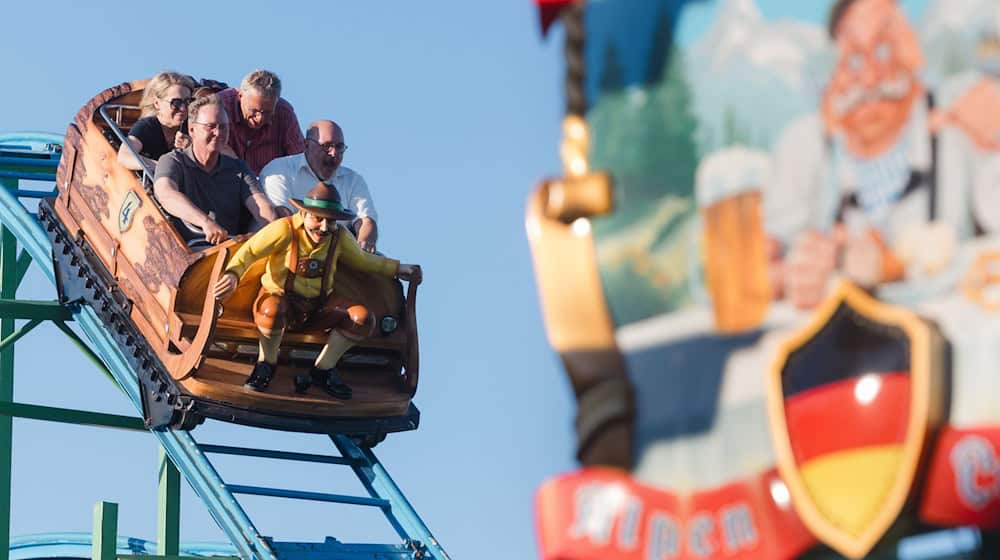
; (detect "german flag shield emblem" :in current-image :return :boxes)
[766,281,947,558]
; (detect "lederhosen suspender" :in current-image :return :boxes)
[927,92,938,221]
[283,216,340,314]
[835,92,938,222]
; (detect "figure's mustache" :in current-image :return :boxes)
[830,73,913,116]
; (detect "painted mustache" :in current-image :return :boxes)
[830,73,913,117]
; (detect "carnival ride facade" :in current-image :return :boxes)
[529,1,1000,559]
[0,79,445,558]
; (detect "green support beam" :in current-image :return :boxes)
[52,321,120,391]
[0,163,57,179]
[92,501,118,560]
[0,299,72,321]
[13,250,30,289]
[0,319,40,354]
[158,450,181,556]
[0,402,145,431]
[0,224,16,560]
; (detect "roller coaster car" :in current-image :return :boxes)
[38,79,421,442]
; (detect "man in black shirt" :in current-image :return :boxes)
[154,95,277,244]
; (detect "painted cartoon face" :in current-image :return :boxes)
[822,0,924,157]
[302,212,333,244]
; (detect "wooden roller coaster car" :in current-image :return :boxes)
[38,79,421,440]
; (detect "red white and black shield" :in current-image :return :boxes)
[766,281,947,559]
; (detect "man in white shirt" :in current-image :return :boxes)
[260,120,379,252]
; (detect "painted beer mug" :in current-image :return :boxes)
[695,148,772,333]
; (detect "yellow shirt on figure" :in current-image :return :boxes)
[224,213,399,299]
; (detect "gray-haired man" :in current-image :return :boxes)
[217,69,305,174]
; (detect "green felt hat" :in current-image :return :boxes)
[290,182,356,221]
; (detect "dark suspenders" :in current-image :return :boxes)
[834,91,938,223]
[927,92,938,221]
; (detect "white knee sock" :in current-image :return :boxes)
[258,327,284,364]
[315,330,355,370]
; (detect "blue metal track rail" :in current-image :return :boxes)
[0,133,450,560]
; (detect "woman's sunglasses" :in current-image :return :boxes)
[167,97,194,111]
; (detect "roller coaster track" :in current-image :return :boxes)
[0,134,449,560]
[9,532,238,559]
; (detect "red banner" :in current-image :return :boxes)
[920,426,1000,528]
[534,0,577,35]
[536,467,815,560]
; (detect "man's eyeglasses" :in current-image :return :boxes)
[246,108,275,119]
[308,139,348,155]
[191,121,229,132]
[167,97,193,111]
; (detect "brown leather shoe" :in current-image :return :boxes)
[244,362,276,392]
[311,367,352,400]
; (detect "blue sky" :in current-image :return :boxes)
[0,2,573,559]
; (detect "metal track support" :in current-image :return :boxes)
[92,501,118,560]
[332,435,451,560]
[0,138,449,560]
[158,450,181,556]
[0,222,16,560]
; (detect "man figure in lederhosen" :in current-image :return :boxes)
[213,182,420,398]
[767,0,1000,309]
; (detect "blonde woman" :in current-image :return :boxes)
[117,71,196,172]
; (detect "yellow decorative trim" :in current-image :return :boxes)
[766,280,942,559]
[561,114,590,178]
[525,116,617,352]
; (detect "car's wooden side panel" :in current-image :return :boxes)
[55,81,197,356]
